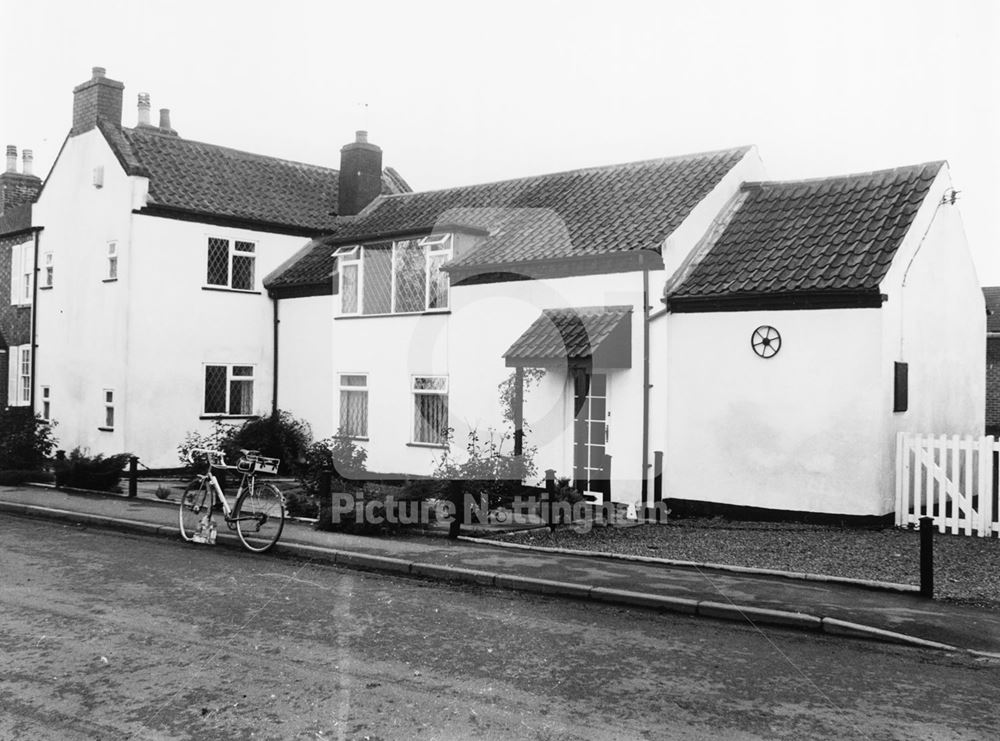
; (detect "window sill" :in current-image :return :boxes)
[406,442,448,450]
[98,426,114,432]
[336,309,451,320]
[199,414,258,420]
[39,285,53,291]
[102,278,118,283]
[202,286,261,295]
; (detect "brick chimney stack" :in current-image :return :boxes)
[0,144,42,215]
[72,66,124,135]
[338,130,383,216]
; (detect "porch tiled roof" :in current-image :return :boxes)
[504,306,632,366]
[266,146,751,289]
[668,161,944,310]
[99,121,409,232]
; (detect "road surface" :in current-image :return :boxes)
[1,514,997,740]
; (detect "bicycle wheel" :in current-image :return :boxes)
[235,482,285,553]
[179,480,211,541]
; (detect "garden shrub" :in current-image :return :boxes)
[54,448,132,491]
[0,407,57,471]
[432,427,537,510]
[226,411,312,476]
[0,469,55,486]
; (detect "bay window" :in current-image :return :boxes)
[336,234,453,315]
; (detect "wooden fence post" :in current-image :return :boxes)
[128,456,138,498]
[919,515,934,598]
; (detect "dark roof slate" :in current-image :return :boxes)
[984,287,1000,333]
[99,122,409,232]
[668,161,944,308]
[504,306,632,362]
[266,147,750,289]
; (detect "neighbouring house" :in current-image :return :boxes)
[266,149,984,520]
[0,145,42,411]
[983,286,1000,436]
[23,67,407,466]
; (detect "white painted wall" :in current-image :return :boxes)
[32,128,138,459]
[665,308,887,515]
[878,165,985,510]
[276,294,334,441]
[33,127,318,466]
[123,215,308,466]
[331,270,648,497]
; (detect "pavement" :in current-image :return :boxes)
[3,482,1000,658]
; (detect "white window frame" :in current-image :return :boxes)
[101,388,115,430]
[106,242,118,281]
[9,242,32,306]
[202,363,256,416]
[336,235,453,316]
[205,237,257,291]
[41,385,50,421]
[42,252,54,288]
[338,373,369,439]
[411,374,449,445]
[335,246,361,314]
[7,345,31,406]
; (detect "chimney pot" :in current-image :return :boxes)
[356,130,368,143]
[5,145,17,173]
[137,93,151,126]
[92,66,106,78]
[22,149,33,177]
[159,108,172,130]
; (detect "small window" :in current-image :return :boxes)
[894,362,908,413]
[41,386,51,421]
[9,243,32,306]
[103,389,115,430]
[338,247,361,314]
[339,374,369,438]
[204,364,255,415]
[6,345,30,406]
[43,252,54,288]
[412,375,448,445]
[206,238,256,290]
[107,242,118,280]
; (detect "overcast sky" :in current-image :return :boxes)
[3,0,998,280]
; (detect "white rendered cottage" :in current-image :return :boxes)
[29,67,407,466]
[268,148,983,521]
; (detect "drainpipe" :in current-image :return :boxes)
[641,255,651,506]
[271,296,279,417]
[29,229,41,413]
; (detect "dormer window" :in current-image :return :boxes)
[336,234,453,316]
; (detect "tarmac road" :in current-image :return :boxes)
[1,514,998,740]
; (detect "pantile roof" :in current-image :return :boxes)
[266,147,751,290]
[668,161,944,310]
[504,306,632,367]
[98,121,409,233]
[984,287,1000,333]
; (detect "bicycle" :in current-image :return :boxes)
[179,448,286,553]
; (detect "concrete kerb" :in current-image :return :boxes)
[0,501,972,656]
[460,535,921,594]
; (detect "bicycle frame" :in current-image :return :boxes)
[189,449,262,526]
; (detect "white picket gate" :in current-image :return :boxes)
[895,433,1000,537]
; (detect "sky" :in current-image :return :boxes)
[2,0,998,280]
